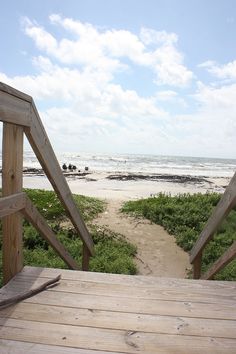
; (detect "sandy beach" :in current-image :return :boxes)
[20,169,230,200]
[3,169,229,278]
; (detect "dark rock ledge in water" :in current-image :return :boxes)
[21,168,91,178]
[106,173,211,184]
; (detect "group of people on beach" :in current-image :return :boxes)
[62,163,76,171]
[62,163,89,172]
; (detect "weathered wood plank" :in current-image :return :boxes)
[190,171,236,263]
[0,266,235,352]
[20,266,236,292]
[5,276,236,305]
[82,243,90,271]
[24,102,94,256]
[193,253,202,279]
[0,82,32,103]
[1,302,235,339]
[0,275,61,308]
[202,241,236,280]
[2,123,24,284]
[1,286,234,320]
[0,318,235,353]
[0,90,31,126]
[22,196,80,270]
[0,340,118,354]
[0,193,26,218]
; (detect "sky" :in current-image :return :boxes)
[1,0,236,158]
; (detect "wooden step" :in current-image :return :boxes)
[0,266,236,353]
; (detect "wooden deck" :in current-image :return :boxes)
[0,266,236,353]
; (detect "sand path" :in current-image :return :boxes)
[93,199,191,278]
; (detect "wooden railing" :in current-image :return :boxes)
[0,82,94,284]
[190,171,236,279]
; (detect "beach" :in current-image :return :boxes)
[21,169,231,200]
[0,164,233,278]
[6,151,232,200]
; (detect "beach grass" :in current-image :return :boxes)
[0,189,137,286]
[122,193,236,281]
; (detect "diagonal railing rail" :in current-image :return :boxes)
[0,82,94,284]
[0,192,79,270]
[190,171,236,279]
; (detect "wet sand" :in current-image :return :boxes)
[19,169,230,200]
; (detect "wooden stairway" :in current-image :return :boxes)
[0,266,236,353]
[1,83,236,353]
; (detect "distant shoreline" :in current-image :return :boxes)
[0,167,231,200]
[4,168,229,201]
[17,167,231,182]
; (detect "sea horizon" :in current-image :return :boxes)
[17,150,236,178]
[0,149,235,178]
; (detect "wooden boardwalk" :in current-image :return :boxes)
[0,266,235,353]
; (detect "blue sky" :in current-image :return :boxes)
[1,0,236,158]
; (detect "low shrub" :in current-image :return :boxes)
[0,189,136,286]
[122,193,236,280]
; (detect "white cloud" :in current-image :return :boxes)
[155,90,178,101]
[22,14,193,88]
[0,56,167,153]
[176,81,236,157]
[1,15,235,157]
[151,44,193,86]
[194,81,236,107]
[22,17,57,52]
[199,60,236,81]
[140,28,178,45]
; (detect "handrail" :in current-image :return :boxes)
[190,171,236,279]
[0,193,26,218]
[22,195,80,270]
[0,82,94,282]
[0,192,80,270]
[201,241,236,280]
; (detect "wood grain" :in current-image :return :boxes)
[0,81,32,103]
[23,196,80,270]
[82,243,90,271]
[0,275,61,308]
[0,193,26,218]
[0,318,235,353]
[0,340,117,354]
[5,275,236,305]
[193,253,202,279]
[0,301,235,339]
[0,266,235,353]
[1,283,233,320]
[201,241,236,280]
[24,102,94,256]
[0,90,31,126]
[19,266,236,291]
[2,123,24,284]
[190,171,236,263]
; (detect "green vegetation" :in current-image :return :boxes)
[0,189,137,286]
[122,193,236,280]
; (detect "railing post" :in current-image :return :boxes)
[193,252,202,279]
[82,243,90,271]
[2,123,24,284]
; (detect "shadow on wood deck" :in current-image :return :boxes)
[0,266,236,353]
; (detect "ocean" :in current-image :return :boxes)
[19,151,236,178]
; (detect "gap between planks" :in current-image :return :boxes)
[1,286,235,321]
[0,339,119,354]
[0,318,236,354]
[19,266,236,292]
[0,302,235,339]
[4,275,236,306]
